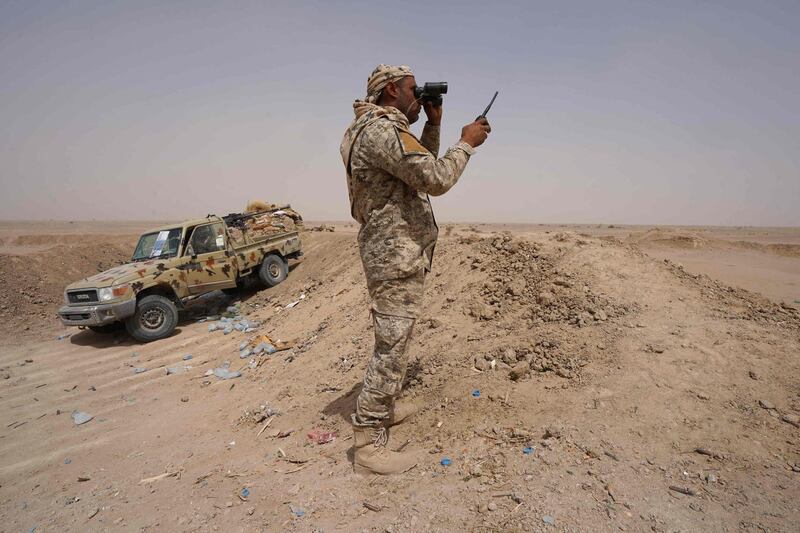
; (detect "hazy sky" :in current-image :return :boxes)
[1,0,798,225]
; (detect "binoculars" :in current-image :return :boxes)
[414,82,448,106]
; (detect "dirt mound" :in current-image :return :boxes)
[732,241,800,258]
[0,236,136,339]
[628,228,800,259]
[626,228,712,249]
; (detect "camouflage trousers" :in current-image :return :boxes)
[353,269,425,427]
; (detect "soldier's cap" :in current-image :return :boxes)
[366,64,414,103]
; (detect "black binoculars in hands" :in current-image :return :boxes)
[414,82,448,106]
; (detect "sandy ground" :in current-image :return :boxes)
[1,221,799,532]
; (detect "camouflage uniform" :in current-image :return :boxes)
[341,101,475,426]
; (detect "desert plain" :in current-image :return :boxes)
[0,220,798,532]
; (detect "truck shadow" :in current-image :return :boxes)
[69,327,183,348]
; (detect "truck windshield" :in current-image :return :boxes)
[132,228,183,261]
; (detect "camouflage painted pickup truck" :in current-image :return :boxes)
[58,211,302,342]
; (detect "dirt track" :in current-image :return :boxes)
[1,223,799,532]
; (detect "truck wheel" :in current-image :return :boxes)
[259,254,288,287]
[125,295,179,342]
[89,323,123,334]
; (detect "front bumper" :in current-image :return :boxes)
[58,298,137,326]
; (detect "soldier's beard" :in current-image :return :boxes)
[402,97,422,124]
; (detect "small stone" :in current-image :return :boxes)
[781,413,800,428]
[509,362,530,381]
[758,399,775,410]
[649,344,665,354]
[474,357,490,372]
[537,292,555,306]
[543,515,555,525]
[181,397,189,403]
[501,348,516,365]
[543,425,562,439]
[748,370,760,380]
[696,392,710,400]
[487,502,498,512]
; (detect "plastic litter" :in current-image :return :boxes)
[290,505,305,517]
[471,389,481,398]
[182,354,193,361]
[56,334,71,341]
[72,411,93,425]
[239,349,252,359]
[223,325,234,335]
[523,446,535,455]
[440,457,452,466]
[239,341,248,351]
[214,368,241,380]
[307,429,337,445]
[241,487,250,499]
[207,323,219,332]
[543,516,555,525]
[133,368,147,374]
[64,458,72,464]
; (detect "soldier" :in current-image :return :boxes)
[340,64,491,474]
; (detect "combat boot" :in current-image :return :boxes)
[385,399,421,427]
[353,426,417,475]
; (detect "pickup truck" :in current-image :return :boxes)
[58,210,303,342]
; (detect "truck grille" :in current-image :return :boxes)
[63,312,93,321]
[67,289,98,304]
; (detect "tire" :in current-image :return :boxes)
[125,295,179,342]
[89,323,123,334]
[258,254,288,287]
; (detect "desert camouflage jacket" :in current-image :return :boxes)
[341,102,475,280]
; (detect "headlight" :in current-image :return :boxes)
[98,288,114,302]
[98,284,129,302]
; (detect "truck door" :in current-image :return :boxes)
[183,222,237,294]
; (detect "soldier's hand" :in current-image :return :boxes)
[423,100,442,126]
[460,118,491,148]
